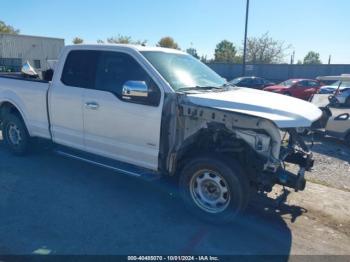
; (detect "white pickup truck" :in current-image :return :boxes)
[0,45,322,223]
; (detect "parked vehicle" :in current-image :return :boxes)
[263,79,322,100]
[0,44,322,223]
[317,77,350,107]
[311,75,350,145]
[229,76,275,90]
[324,113,350,145]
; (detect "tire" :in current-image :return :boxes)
[2,113,30,155]
[179,155,250,224]
[284,92,292,96]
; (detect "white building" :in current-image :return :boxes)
[0,33,64,72]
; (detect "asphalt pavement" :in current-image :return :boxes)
[0,133,349,256]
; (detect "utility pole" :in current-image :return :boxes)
[290,51,295,64]
[242,0,250,76]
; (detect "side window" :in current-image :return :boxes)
[240,79,251,86]
[61,50,100,89]
[255,78,264,85]
[308,81,319,87]
[33,59,41,69]
[297,80,308,88]
[95,51,161,106]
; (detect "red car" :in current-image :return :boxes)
[263,79,322,100]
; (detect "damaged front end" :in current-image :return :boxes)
[166,94,315,193]
[262,129,314,192]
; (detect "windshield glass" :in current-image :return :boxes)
[141,51,226,91]
[331,81,350,87]
[279,79,297,86]
[230,77,243,85]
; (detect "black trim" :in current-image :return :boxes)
[0,74,48,84]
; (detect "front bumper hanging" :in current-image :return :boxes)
[277,129,314,191]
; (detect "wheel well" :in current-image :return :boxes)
[0,102,25,124]
[174,127,265,182]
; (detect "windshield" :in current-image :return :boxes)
[230,77,243,85]
[279,79,297,86]
[141,51,226,91]
[330,81,350,87]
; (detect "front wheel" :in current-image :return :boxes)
[3,113,30,155]
[179,155,250,224]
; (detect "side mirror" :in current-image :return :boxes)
[122,81,149,99]
[21,61,38,77]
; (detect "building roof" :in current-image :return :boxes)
[0,33,64,41]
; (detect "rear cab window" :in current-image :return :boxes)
[61,50,100,89]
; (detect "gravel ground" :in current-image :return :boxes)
[288,107,350,192]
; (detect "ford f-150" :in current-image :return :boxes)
[0,44,322,223]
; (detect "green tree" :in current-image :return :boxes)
[97,39,104,44]
[0,20,19,34]
[186,47,199,59]
[303,51,322,64]
[200,55,208,63]
[214,40,237,63]
[157,37,180,49]
[106,35,147,46]
[246,32,290,64]
[72,37,84,44]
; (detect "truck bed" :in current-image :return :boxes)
[0,74,51,139]
[0,72,48,83]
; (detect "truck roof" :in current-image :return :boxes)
[65,44,186,55]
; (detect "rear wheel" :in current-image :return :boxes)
[3,113,30,155]
[179,155,250,224]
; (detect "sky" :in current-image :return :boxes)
[1,0,349,63]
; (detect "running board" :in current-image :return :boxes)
[54,147,160,181]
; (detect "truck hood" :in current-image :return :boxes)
[186,87,322,128]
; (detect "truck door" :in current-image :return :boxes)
[82,51,163,170]
[49,50,99,150]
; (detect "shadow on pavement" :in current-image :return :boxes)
[0,141,303,258]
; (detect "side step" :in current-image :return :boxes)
[54,146,161,181]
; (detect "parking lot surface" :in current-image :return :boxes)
[0,132,350,256]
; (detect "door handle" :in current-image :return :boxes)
[85,102,100,110]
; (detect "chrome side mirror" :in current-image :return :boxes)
[21,61,38,77]
[122,81,149,98]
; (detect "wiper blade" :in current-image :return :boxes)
[178,86,223,91]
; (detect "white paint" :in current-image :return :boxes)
[187,87,322,128]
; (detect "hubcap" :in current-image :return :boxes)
[190,170,231,213]
[7,123,22,145]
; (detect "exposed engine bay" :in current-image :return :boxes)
[164,95,315,193]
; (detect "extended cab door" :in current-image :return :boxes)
[49,50,99,150]
[82,51,163,170]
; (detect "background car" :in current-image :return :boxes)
[325,112,350,146]
[229,76,275,89]
[318,80,350,107]
[263,79,322,100]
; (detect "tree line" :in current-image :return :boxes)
[72,33,322,65]
[0,19,323,65]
